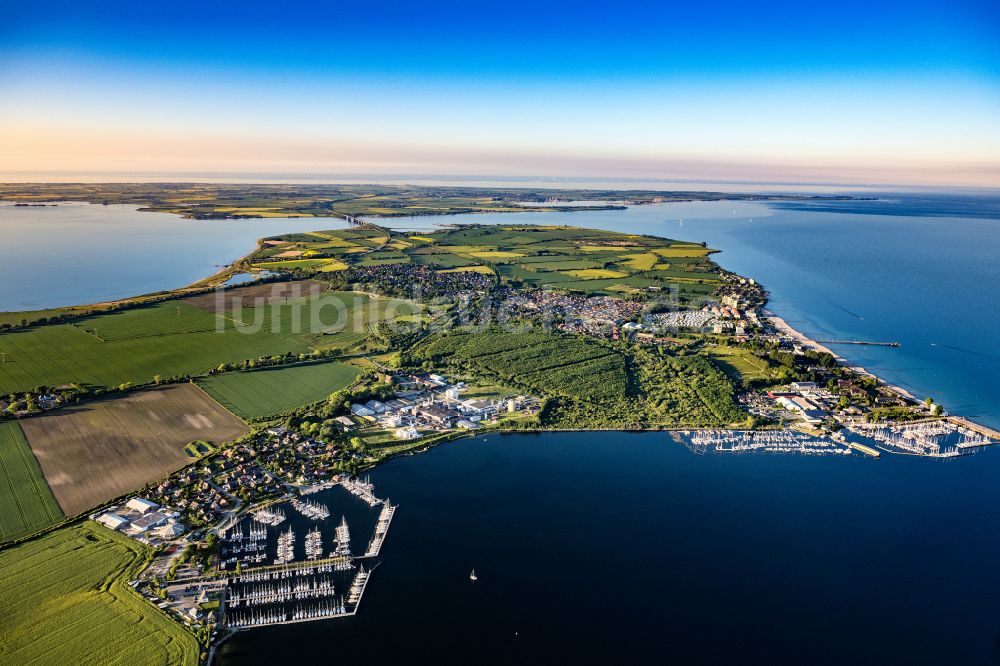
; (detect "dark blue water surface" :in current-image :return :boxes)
[218,432,1000,665]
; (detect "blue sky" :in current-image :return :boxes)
[1,0,998,186]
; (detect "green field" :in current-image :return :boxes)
[0,422,62,542]
[0,290,418,394]
[410,329,627,402]
[0,317,307,394]
[250,224,723,301]
[707,344,782,383]
[198,361,362,418]
[74,301,219,340]
[409,329,747,429]
[0,522,199,666]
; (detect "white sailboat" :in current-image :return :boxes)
[469,569,477,582]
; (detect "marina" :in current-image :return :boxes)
[290,498,330,521]
[679,429,850,455]
[333,516,351,557]
[225,562,352,629]
[251,507,286,527]
[846,420,995,457]
[216,475,396,634]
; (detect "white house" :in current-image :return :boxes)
[394,426,420,440]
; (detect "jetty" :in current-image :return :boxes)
[947,416,1000,443]
[331,516,351,557]
[346,564,375,606]
[304,527,323,560]
[291,498,330,521]
[251,506,286,526]
[815,339,900,347]
[846,441,881,458]
[364,501,397,558]
[275,527,295,564]
[341,475,381,507]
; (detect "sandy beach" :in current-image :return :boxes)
[763,310,839,358]
[763,309,921,403]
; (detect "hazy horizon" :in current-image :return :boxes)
[2,0,998,187]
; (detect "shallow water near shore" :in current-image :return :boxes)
[217,431,1000,665]
[0,202,343,310]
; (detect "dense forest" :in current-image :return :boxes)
[405,328,749,429]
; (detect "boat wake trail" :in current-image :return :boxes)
[938,344,1000,362]
[824,296,864,320]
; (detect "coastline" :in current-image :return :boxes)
[763,309,921,404]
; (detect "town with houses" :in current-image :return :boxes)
[73,258,999,656]
[85,369,542,648]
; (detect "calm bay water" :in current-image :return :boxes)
[0,202,344,310]
[219,432,1000,665]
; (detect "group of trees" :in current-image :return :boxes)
[404,328,748,430]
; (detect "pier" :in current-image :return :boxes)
[364,501,396,558]
[815,339,901,347]
[846,441,881,458]
[332,516,351,557]
[341,475,381,506]
[290,497,330,520]
[223,559,363,630]
[947,416,1000,443]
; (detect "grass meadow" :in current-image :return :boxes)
[0,421,63,542]
[198,361,361,419]
[0,288,416,394]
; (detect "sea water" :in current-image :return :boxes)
[217,431,1000,665]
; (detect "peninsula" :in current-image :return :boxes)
[0,198,996,665]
